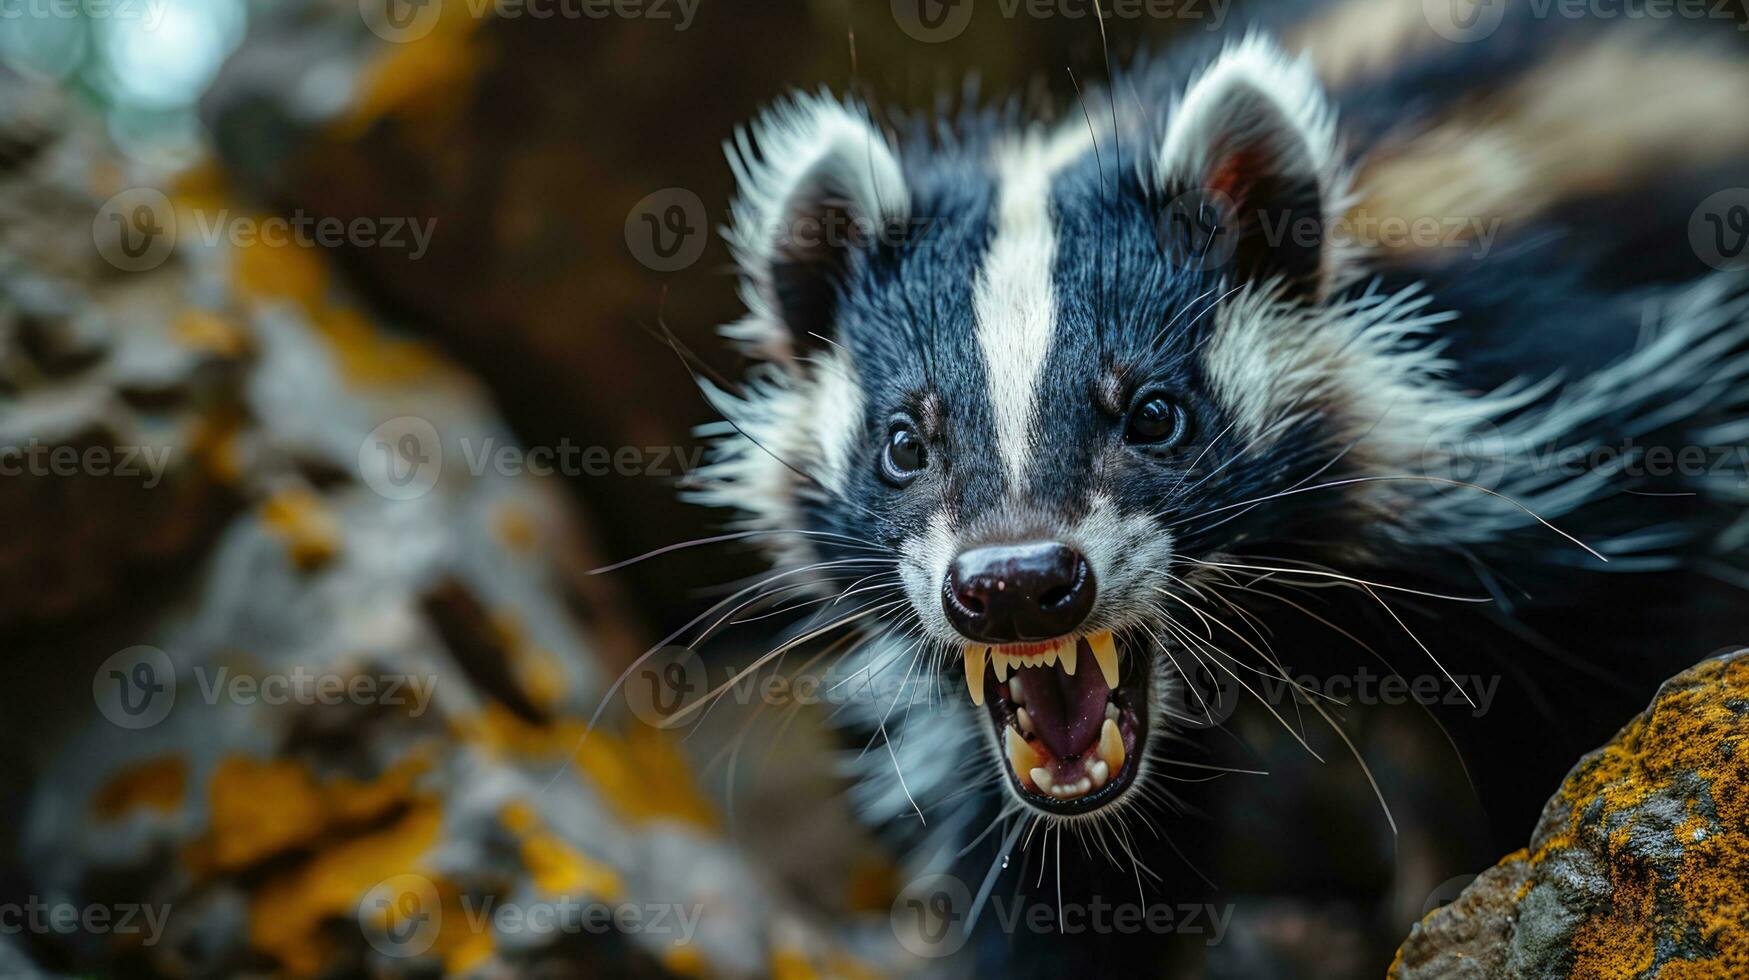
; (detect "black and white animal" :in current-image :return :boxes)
[687,0,1749,966]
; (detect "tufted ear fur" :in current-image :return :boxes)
[1156,36,1347,300]
[723,92,911,360]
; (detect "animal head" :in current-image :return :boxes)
[694,36,1470,824]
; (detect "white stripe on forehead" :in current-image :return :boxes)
[974,123,1094,487]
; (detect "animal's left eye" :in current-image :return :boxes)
[880,423,929,484]
[1125,393,1192,447]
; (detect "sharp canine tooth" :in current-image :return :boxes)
[964,645,988,705]
[1105,703,1119,722]
[1029,767,1054,791]
[1099,718,1126,773]
[1016,708,1035,734]
[1006,726,1041,778]
[1089,630,1119,689]
[1058,638,1077,676]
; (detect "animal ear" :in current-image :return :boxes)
[724,93,910,359]
[1155,37,1344,300]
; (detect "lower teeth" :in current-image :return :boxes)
[1009,699,1124,801]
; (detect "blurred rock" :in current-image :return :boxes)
[0,74,245,628]
[0,936,65,979]
[1391,649,1749,979]
[0,65,896,980]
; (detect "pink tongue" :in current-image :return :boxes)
[1014,644,1110,760]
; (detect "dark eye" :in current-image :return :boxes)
[1125,393,1191,447]
[881,423,928,483]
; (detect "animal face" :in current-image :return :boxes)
[696,39,1456,821]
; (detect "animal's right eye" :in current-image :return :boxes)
[1125,391,1193,448]
[881,423,928,484]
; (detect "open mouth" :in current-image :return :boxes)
[964,631,1146,812]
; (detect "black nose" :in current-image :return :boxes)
[943,542,1096,643]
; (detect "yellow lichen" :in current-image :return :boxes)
[173,309,250,358]
[231,226,331,310]
[189,407,246,486]
[260,487,342,571]
[1548,657,1748,977]
[491,612,568,712]
[193,754,429,873]
[456,706,718,832]
[494,502,537,552]
[660,942,707,977]
[249,802,445,975]
[199,758,329,870]
[497,801,623,900]
[844,855,901,914]
[341,0,481,139]
[92,756,187,821]
[307,304,446,387]
[770,946,820,980]
[1394,656,1749,978]
[567,724,719,832]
